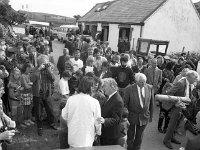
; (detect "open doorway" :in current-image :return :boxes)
[118,27,131,53]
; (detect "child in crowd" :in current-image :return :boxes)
[8,68,23,127]
[59,70,72,100]
[20,63,34,127]
[118,108,130,148]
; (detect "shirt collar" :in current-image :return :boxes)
[108,91,117,100]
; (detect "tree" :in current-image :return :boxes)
[0,0,9,4]
[73,15,81,21]
[0,2,26,25]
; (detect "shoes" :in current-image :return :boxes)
[27,119,35,125]
[171,138,181,144]
[158,128,163,133]
[163,141,173,149]
[19,124,27,128]
[37,128,43,136]
[50,123,59,130]
[24,120,31,126]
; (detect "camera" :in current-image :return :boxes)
[0,126,15,144]
[44,63,51,68]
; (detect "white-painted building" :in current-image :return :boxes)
[79,0,200,54]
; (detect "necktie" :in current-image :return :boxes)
[140,87,145,105]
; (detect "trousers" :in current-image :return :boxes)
[127,124,146,150]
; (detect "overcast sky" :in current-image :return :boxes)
[10,0,200,18]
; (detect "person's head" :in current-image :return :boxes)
[94,48,101,58]
[120,55,128,68]
[186,70,200,85]
[165,61,175,71]
[77,76,94,95]
[157,55,164,66]
[63,48,69,56]
[137,57,144,66]
[181,52,186,59]
[74,69,83,79]
[181,68,190,77]
[151,59,157,69]
[135,73,147,88]
[62,70,72,81]
[74,50,80,60]
[37,55,49,67]
[88,47,94,56]
[44,46,50,55]
[101,78,118,96]
[28,46,36,55]
[101,61,110,72]
[21,63,33,74]
[86,56,95,67]
[178,57,184,64]
[12,68,21,80]
[111,54,120,64]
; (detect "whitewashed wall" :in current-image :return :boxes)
[142,0,200,54]
[108,24,119,51]
[130,25,142,51]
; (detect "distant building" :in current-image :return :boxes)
[79,0,200,54]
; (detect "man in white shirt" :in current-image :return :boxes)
[61,76,101,148]
[70,50,83,72]
[124,73,154,150]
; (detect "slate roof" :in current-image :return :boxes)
[79,0,167,24]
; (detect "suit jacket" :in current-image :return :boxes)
[162,78,187,112]
[185,135,200,150]
[124,84,154,126]
[101,92,124,139]
[57,55,66,75]
[144,67,162,94]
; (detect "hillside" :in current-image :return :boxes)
[19,10,76,27]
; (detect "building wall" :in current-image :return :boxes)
[108,24,119,51]
[143,0,200,54]
[130,25,142,51]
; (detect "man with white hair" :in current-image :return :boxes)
[97,78,124,145]
[124,73,154,150]
[163,70,200,149]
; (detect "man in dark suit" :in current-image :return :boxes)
[57,48,69,78]
[124,73,154,150]
[144,58,162,94]
[97,78,124,145]
[163,70,200,149]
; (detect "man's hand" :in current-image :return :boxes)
[0,130,15,141]
[96,117,105,124]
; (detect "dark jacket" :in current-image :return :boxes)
[185,135,200,150]
[57,55,67,76]
[101,92,124,139]
[124,84,154,125]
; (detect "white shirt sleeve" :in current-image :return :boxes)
[61,99,70,123]
[94,101,102,135]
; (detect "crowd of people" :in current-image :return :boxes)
[0,28,200,150]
